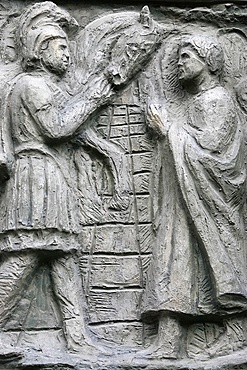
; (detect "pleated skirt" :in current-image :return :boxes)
[0,152,80,246]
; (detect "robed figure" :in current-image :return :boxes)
[141,35,247,358]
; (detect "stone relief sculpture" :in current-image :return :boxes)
[0,1,247,369]
[71,5,164,213]
[0,0,163,364]
[0,1,110,357]
[142,34,247,359]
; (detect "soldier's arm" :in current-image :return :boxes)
[21,76,112,141]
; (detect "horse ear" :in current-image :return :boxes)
[139,6,152,28]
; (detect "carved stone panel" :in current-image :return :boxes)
[0,1,247,369]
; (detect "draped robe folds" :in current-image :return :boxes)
[142,86,247,319]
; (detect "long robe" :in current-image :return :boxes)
[142,86,247,318]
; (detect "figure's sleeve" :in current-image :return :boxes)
[21,76,108,141]
[192,93,236,153]
[22,78,64,140]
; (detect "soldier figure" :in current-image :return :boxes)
[0,1,110,355]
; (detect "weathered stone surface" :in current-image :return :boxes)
[1,0,247,369]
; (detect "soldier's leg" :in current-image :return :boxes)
[0,251,39,327]
[50,253,95,352]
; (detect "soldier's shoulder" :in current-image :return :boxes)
[13,73,51,98]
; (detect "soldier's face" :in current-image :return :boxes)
[178,46,206,82]
[41,37,70,75]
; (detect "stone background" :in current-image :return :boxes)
[2,2,247,368]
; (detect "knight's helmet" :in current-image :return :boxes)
[18,1,78,70]
[0,2,78,179]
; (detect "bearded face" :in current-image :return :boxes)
[40,37,70,76]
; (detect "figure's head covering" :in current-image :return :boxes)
[18,1,78,69]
